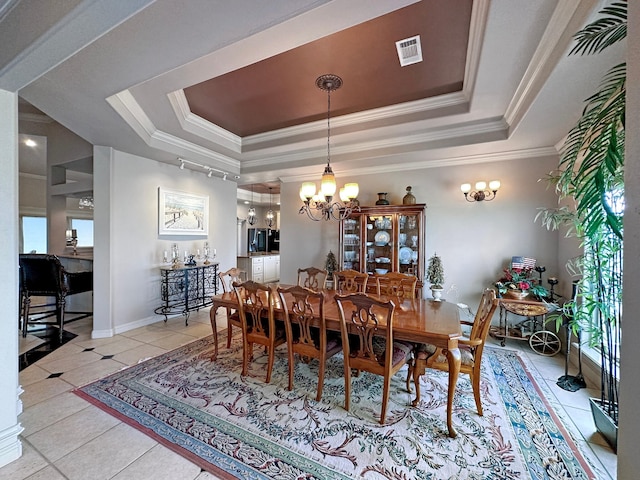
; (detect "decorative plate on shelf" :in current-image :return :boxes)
[399,246,412,264]
[374,230,390,246]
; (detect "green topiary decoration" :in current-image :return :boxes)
[426,253,444,289]
[325,250,338,277]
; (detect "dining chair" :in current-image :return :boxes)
[217,267,247,348]
[375,272,417,299]
[407,288,499,415]
[233,280,286,383]
[297,267,328,292]
[277,285,342,401]
[19,254,93,341]
[335,293,413,424]
[333,269,368,293]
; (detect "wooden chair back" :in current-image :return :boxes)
[278,285,340,400]
[232,280,284,383]
[375,272,417,298]
[219,268,247,293]
[408,288,499,416]
[335,293,412,424]
[217,267,247,349]
[297,267,328,291]
[333,269,368,293]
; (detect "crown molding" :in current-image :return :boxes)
[242,116,509,169]
[504,0,598,134]
[461,0,490,101]
[280,146,559,183]
[107,89,240,171]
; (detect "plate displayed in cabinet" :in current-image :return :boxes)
[399,246,413,264]
[374,230,390,246]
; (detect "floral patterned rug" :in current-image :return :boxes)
[74,335,596,479]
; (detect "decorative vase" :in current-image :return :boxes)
[431,288,444,301]
[403,186,416,205]
[376,192,389,205]
[505,290,529,300]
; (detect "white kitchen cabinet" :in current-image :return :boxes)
[237,254,279,283]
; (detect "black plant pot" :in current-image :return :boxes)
[589,397,618,452]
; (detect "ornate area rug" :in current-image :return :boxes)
[74,335,597,479]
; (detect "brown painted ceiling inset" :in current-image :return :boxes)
[184,0,472,137]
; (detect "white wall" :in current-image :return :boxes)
[617,2,639,475]
[281,153,561,308]
[0,89,22,468]
[92,148,237,335]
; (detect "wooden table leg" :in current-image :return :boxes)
[209,304,220,361]
[444,347,461,438]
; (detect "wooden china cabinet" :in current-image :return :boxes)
[338,204,426,290]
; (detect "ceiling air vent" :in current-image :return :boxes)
[395,35,422,67]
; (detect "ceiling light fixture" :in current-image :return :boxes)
[177,157,230,180]
[25,139,37,147]
[79,196,94,209]
[247,185,257,225]
[460,180,501,202]
[266,187,275,229]
[299,74,360,221]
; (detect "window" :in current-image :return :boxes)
[21,216,47,253]
[70,218,94,247]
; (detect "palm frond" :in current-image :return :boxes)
[570,2,627,56]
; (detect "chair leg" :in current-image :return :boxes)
[225,309,233,349]
[241,340,251,376]
[343,360,351,412]
[22,295,31,338]
[287,349,295,391]
[379,374,392,425]
[406,360,413,392]
[316,358,325,402]
[472,368,483,416]
[57,295,66,342]
[265,342,276,384]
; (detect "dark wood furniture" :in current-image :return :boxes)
[277,285,341,401]
[216,267,247,348]
[335,293,413,424]
[409,289,499,416]
[233,280,286,383]
[296,267,328,291]
[333,269,368,293]
[339,204,426,293]
[210,287,462,437]
[19,253,93,341]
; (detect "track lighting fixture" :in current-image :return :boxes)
[177,157,231,180]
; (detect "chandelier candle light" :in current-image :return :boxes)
[460,180,501,202]
[299,74,360,221]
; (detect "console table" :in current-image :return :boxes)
[155,263,219,324]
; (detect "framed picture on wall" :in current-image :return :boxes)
[158,187,209,236]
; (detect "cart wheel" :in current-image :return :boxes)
[529,330,561,356]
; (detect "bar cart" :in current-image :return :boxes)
[490,296,562,356]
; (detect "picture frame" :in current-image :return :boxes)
[158,187,209,236]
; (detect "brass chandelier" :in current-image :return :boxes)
[299,74,360,221]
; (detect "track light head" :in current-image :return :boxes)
[179,160,185,170]
[207,170,213,178]
[223,173,228,181]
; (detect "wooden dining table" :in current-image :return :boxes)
[209,286,463,437]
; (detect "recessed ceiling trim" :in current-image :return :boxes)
[243,91,468,147]
[168,89,242,152]
[107,89,240,171]
[504,0,596,134]
[279,146,559,183]
[461,0,490,100]
[242,116,509,169]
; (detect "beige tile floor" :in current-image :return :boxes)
[3,310,617,480]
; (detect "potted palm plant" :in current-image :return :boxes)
[537,1,625,451]
[426,253,445,301]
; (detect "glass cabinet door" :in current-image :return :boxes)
[397,213,420,276]
[366,214,393,275]
[341,218,361,271]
